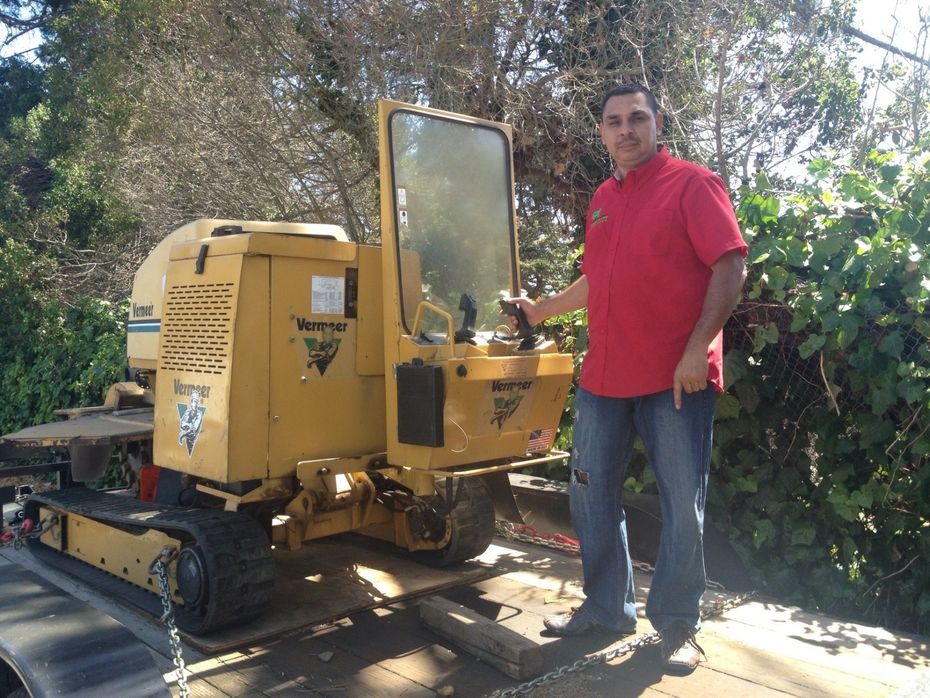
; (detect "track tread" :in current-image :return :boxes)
[428,478,495,565]
[24,487,274,634]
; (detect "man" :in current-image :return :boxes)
[511,84,747,674]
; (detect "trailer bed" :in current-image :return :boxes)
[2,531,928,697]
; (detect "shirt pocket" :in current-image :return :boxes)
[637,207,680,257]
[628,207,698,266]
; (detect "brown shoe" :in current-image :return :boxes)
[660,622,706,674]
[543,607,636,637]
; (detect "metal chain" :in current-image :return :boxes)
[497,520,734,595]
[489,633,661,698]
[486,592,756,698]
[149,547,190,698]
[490,521,755,697]
[0,513,59,549]
[495,521,582,556]
[496,521,727,588]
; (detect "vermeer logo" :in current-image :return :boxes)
[296,319,348,332]
[177,389,206,456]
[174,380,211,398]
[591,208,609,226]
[490,379,532,430]
[304,327,341,375]
[491,393,524,430]
[132,302,154,318]
[492,380,533,392]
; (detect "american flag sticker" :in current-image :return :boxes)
[526,428,555,453]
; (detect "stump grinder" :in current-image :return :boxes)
[0,100,573,634]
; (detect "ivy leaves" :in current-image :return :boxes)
[0,240,126,434]
[715,146,930,632]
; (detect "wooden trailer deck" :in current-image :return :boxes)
[2,528,928,698]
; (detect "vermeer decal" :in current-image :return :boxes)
[304,326,341,376]
[177,389,206,456]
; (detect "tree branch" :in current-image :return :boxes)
[842,25,930,69]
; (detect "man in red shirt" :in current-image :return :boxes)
[512,84,747,674]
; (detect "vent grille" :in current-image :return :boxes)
[158,283,236,374]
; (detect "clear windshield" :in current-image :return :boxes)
[389,110,517,337]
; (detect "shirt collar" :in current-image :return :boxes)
[612,145,669,186]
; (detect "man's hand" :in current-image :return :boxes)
[502,297,545,328]
[502,276,590,332]
[673,345,709,409]
[672,249,747,409]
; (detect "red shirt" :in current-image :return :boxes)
[579,146,747,398]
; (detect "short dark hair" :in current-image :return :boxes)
[600,84,659,119]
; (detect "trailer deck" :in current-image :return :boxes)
[2,526,928,697]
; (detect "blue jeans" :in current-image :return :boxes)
[569,385,714,633]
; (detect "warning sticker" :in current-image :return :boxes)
[500,360,528,378]
[311,276,345,315]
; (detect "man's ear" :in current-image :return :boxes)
[656,112,665,136]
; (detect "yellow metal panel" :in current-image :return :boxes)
[129,219,346,370]
[385,350,572,471]
[154,253,247,481]
[355,245,385,376]
[39,507,183,600]
[267,254,386,479]
[169,233,357,263]
[128,223,211,370]
[228,254,271,481]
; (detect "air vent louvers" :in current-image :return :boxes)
[158,283,235,375]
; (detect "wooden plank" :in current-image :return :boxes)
[420,595,544,679]
[698,606,930,693]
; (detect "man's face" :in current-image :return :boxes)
[598,93,664,176]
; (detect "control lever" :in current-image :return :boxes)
[498,299,538,348]
[454,293,478,344]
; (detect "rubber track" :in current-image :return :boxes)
[428,477,496,565]
[24,487,275,635]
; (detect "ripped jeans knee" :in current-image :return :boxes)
[572,468,590,486]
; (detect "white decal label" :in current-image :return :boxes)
[311,275,345,315]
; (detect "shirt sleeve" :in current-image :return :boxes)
[681,173,748,267]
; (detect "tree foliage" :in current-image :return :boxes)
[18,0,873,297]
[718,145,930,632]
[0,239,126,434]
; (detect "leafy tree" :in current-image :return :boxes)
[0,238,126,433]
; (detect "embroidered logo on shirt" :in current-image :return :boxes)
[591,208,609,226]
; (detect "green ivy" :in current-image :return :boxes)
[715,147,930,633]
[0,239,127,435]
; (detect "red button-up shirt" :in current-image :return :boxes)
[579,146,747,398]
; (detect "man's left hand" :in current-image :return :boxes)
[673,347,708,410]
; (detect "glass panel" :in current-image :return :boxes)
[390,111,516,337]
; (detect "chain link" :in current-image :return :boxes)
[489,633,662,698]
[150,547,190,698]
[2,514,192,696]
[486,592,756,698]
[495,521,729,586]
[0,513,59,550]
[490,521,756,697]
